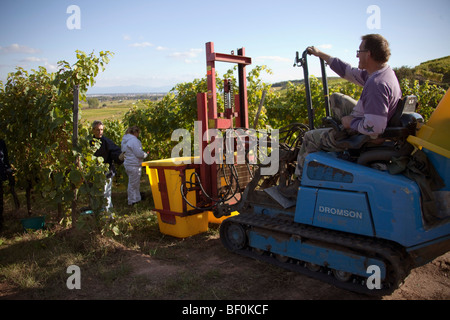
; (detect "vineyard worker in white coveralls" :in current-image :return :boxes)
[121,126,148,206]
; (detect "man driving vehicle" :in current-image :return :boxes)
[280,34,402,199]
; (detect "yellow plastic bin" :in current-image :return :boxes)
[408,89,450,159]
[408,89,450,190]
[156,211,208,239]
[142,157,208,238]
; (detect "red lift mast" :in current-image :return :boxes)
[197,42,252,206]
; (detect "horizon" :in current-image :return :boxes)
[86,52,449,95]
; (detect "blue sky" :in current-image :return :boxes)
[0,0,449,93]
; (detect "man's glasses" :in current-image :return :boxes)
[357,50,368,55]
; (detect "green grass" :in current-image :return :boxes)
[0,175,229,299]
[0,173,156,295]
[80,99,140,122]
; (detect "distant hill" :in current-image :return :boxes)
[87,84,172,95]
[395,56,450,89]
[271,77,343,90]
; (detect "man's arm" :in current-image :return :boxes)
[307,47,367,87]
[307,46,332,64]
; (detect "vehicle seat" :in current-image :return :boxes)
[324,95,423,166]
[381,95,422,139]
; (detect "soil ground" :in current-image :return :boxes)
[1,185,449,303]
[1,226,449,301]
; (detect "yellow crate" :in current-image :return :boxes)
[156,211,208,238]
[143,157,208,238]
[143,157,197,213]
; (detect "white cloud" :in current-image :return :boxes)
[156,46,168,51]
[169,48,202,59]
[255,56,291,63]
[94,72,202,89]
[20,57,47,63]
[16,56,58,72]
[318,44,333,49]
[0,44,40,54]
[129,42,153,48]
[45,62,58,72]
[123,34,131,41]
[168,48,203,63]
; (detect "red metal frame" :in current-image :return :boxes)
[197,42,252,204]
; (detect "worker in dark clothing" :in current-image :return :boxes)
[90,120,122,213]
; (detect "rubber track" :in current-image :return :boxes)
[222,212,410,296]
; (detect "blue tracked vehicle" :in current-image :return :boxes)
[215,49,450,295]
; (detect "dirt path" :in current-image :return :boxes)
[125,239,450,300]
[1,234,449,300]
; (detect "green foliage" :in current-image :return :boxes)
[265,81,308,129]
[400,79,446,121]
[123,92,198,160]
[102,119,125,146]
[0,67,65,191]
[246,65,273,128]
[265,76,362,129]
[330,79,363,100]
[87,97,100,108]
[0,50,113,219]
